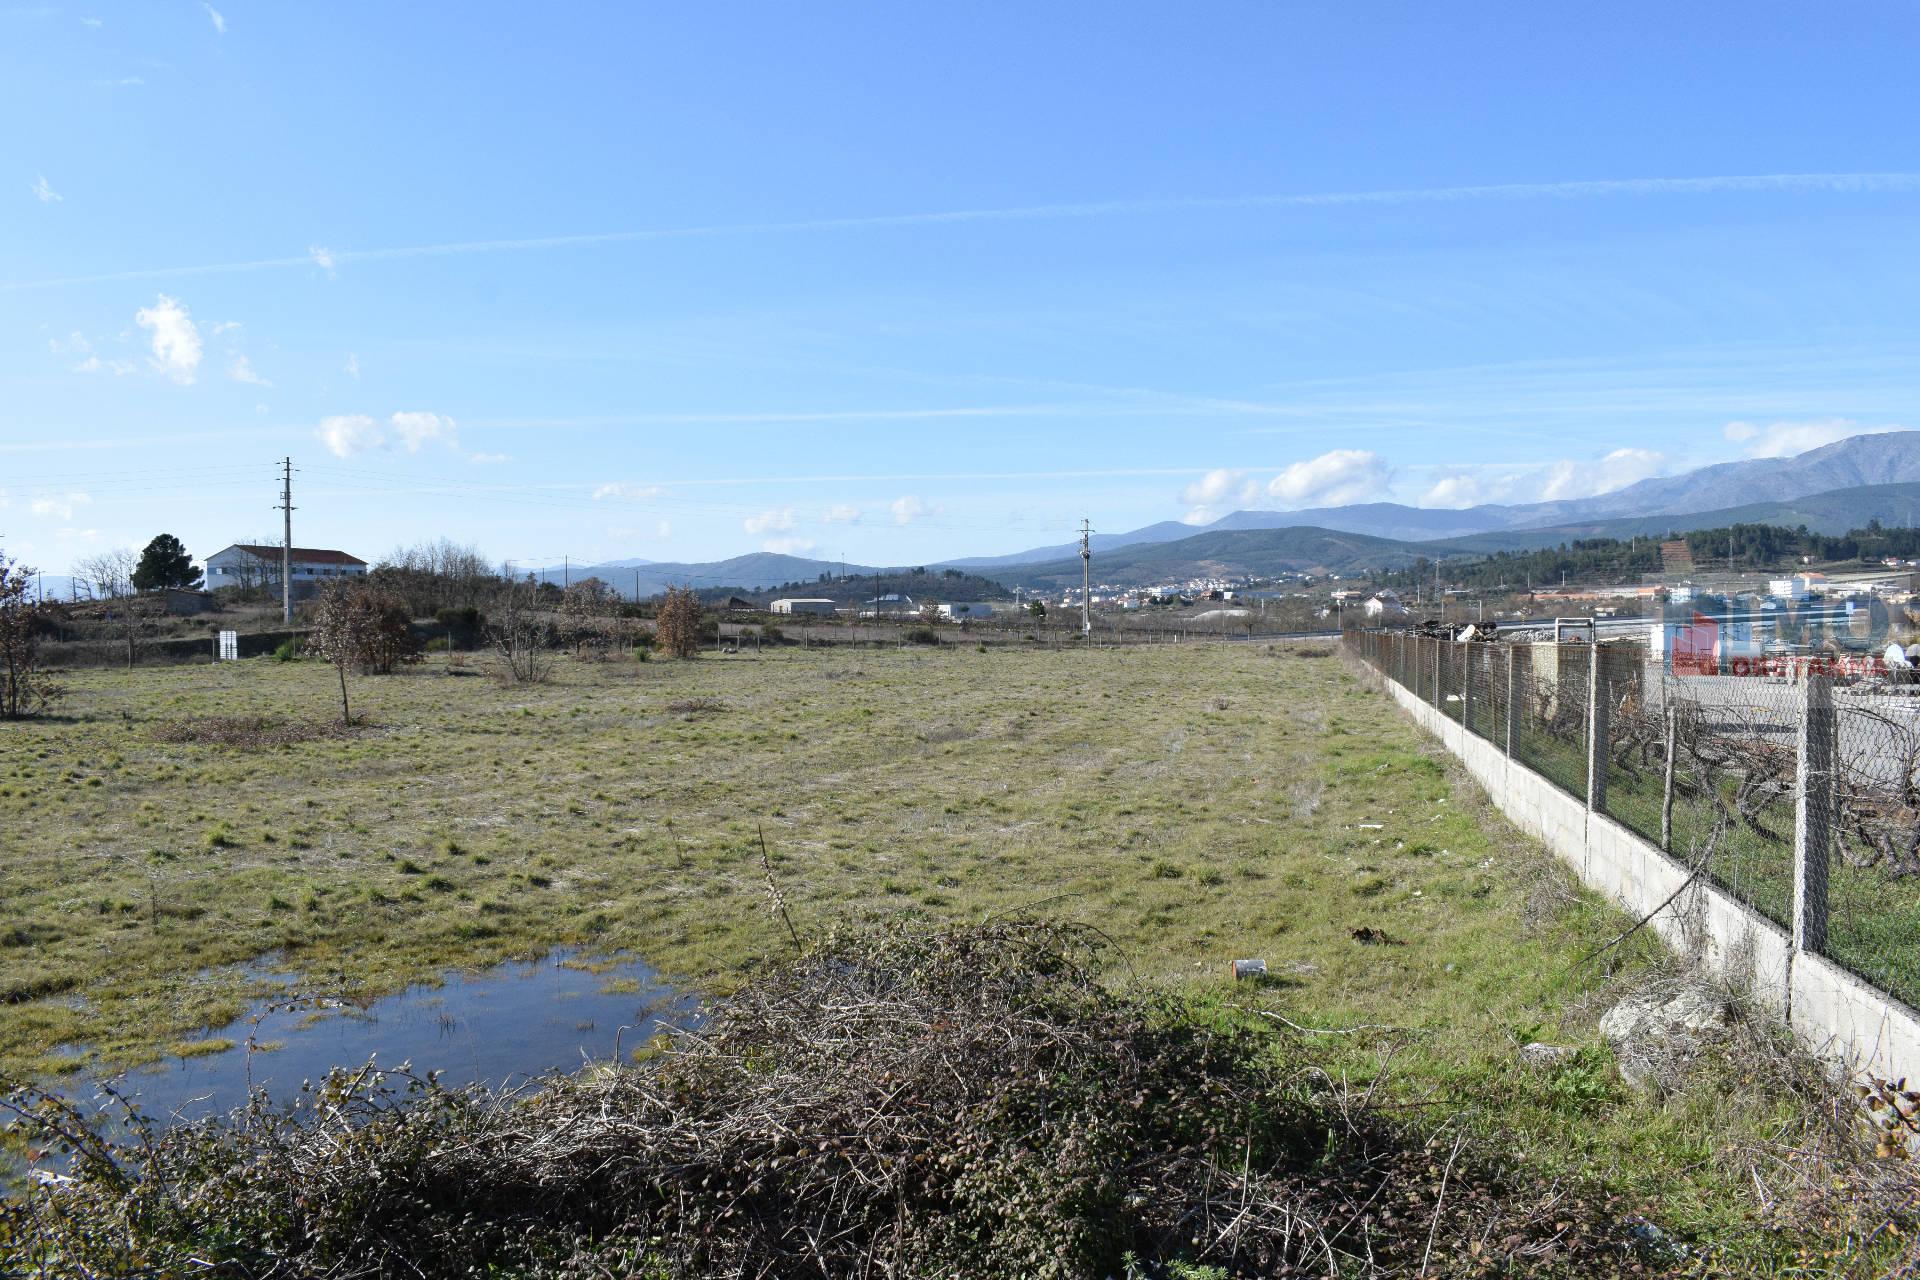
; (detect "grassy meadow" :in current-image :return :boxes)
[0,640,1892,1266]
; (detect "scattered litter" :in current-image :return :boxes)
[1356,823,1384,830]
[1229,959,1267,982]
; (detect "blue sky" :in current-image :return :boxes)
[7,2,1920,575]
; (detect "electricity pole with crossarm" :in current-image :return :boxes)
[1079,517,1094,638]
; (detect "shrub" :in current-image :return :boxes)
[271,637,302,662]
[0,558,59,719]
[905,626,939,645]
[434,606,484,635]
[2,922,1633,1278]
[654,586,702,660]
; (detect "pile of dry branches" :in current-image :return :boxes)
[4,922,1649,1278]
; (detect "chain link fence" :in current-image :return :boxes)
[1826,692,1920,1002]
[1346,629,1920,1009]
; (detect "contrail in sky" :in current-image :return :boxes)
[9,171,1919,291]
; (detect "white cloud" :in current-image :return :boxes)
[209,319,241,335]
[762,536,817,556]
[227,354,269,385]
[30,173,60,203]
[1179,467,1253,508]
[822,503,862,524]
[1179,467,1262,524]
[889,494,927,525]
[656,520,672,539]
[309,245,335,274]
[1419,472,1483,509]
[316,413,382,457]
[343,352,359,379]
[72,355,134,375]
[469,452,511,465]
[30,490,91,519]
[1721,417,1899,459]
[389,410,456,452]
[593,481,666,499]
[134,293,202,384]
[80,15,101,26]
[744,507,796,535]
[202,3,224,33]
[1538,447,1668,501]
[1264,449,1390,507]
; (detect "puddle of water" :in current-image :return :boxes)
[63,951,697,1124]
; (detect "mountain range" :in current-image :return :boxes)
[946,431,1920,566]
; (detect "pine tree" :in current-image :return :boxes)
[131,534,202,592]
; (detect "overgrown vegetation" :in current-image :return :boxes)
[3,922,1654,1278]
[0,645,1912,1269]
[0,558,59,720]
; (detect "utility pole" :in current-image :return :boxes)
[277,457,296,624]
[1078,517,1094,638]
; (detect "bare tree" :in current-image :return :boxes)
[487,580,556,683]
[310,580,422,723]
[74,548,145,669]
[655,586,703,659]
[376,538,498,614]
[0,559,60,718]
[559,576,620,655]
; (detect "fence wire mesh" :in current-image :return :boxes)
[1825,692,1920,1005]
[1345,628,1920,1006]
[1510,642,1589,803]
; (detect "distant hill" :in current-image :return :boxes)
[529,553,884,599]
[1428,481,1920,554]
[1004,526,1431,589]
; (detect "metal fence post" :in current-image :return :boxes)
[1586,647,1608,814]
[1793,672,1835,956]
[1660,704,1676,852]
[1460,642,1474,734]
[1431,637,1442,708]
[1504,646,1518,757]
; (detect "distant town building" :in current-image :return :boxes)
[205,544,367,600]
[936,601,995,621]
[769,598,837,616]
[858,593,917,618]
[1363,590,1408,620]
[1768,572,1827,601]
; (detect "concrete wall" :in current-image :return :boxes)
[1377,673,1920,1087]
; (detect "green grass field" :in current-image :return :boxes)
[0,642,1895,1268]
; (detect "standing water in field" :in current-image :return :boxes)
[58,951,696,1125]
